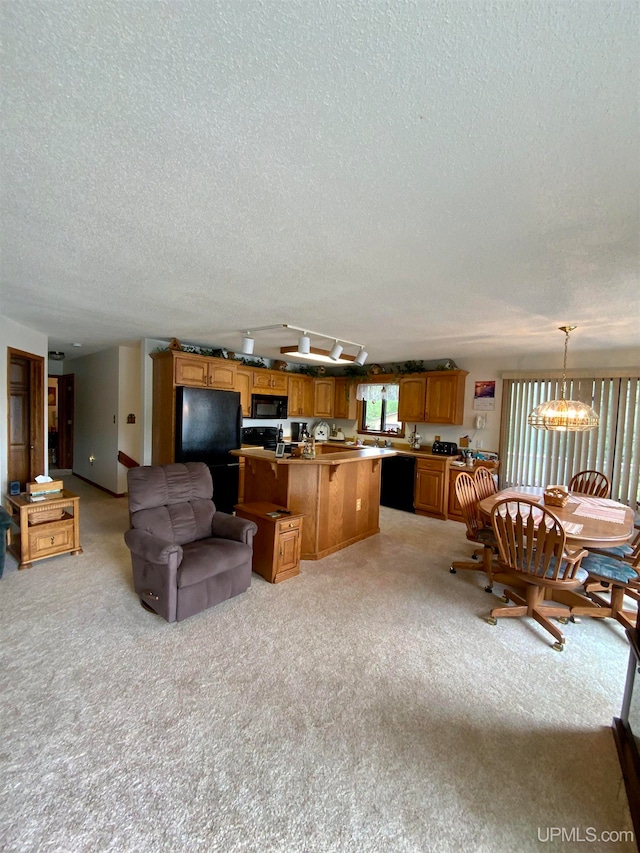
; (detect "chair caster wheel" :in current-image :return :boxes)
[484,585,493,593]
[487,616,498,626]
[558,617,568,625]
[449,567,456,574]
[570,616,581,624]
[501,595,509,603]
[552,641,564,652]
[472,554,479,561]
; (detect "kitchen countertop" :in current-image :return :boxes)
[321,441,461,462]
[231,446,397,465]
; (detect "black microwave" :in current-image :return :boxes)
[250,394,288,420]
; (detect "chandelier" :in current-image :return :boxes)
[527,326,600,432]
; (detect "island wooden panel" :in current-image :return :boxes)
[237,448,386,560]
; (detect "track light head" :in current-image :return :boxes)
[241,333,255,355]
[354,347,368,366]
[298,333,311,355]
[329,341,343,361]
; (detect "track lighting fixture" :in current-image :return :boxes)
[238,324,367,366]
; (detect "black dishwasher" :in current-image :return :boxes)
[380,455,416,512]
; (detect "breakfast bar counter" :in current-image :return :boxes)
[230,446,395,560]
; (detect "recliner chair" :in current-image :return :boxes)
[125,462,257,622]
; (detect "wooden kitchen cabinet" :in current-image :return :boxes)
[398,376,427,422]
[313,377,335,418]
[414,458,449,519]
[288,374,314,417]
[251,369,288,394]
[333,378,357,420]
[398,370,468,425]
[235,367,253,417]
[173,353,236,389]
[234,502,304,583]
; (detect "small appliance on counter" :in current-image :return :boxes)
[431,441,459,456]
[312,421,330,441]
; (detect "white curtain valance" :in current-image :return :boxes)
[355,383,399,402]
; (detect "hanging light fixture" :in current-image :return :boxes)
[527,326,599,432]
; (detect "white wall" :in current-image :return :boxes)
[0,314,48,495]
[72,348,120,493]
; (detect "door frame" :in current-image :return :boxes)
[7,347,45,488]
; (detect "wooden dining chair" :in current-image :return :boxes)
[474,466,497,501]
[568,469,611,498]
[450,472,497,592]
[580,550,640,631]
[487,498,589,651]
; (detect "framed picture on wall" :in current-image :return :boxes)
[48,387,56,407]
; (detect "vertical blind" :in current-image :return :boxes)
[500,374,640,506]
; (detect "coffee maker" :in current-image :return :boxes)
[291,422,308,441]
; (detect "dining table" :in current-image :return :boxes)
[477,486,637,627]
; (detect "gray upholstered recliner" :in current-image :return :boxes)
[125,462,257,622]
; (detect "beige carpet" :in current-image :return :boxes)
[0,475,636,852]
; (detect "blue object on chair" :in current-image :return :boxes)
[0,507,12,579]
[582,551,640,585]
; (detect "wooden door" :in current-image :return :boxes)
[425,374,459,423]
[313,378,335,418]
[236,368,252,417]
[174,354,209,387]
[333,378,357,420]
[288,375,314,417]
[7,349,45,490]
[414,460,445,515]
[207,360,236,389]
[57,373,74,469]
[398,376,426,423]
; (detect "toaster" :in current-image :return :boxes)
[431,441,459,456]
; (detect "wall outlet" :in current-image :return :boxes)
[476,440,483,449]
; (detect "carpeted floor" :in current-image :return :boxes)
[0,475,636,852]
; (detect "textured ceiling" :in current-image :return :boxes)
[1,0,638,364]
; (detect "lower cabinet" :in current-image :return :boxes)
[414,458,448,519]
[234,502,303,583]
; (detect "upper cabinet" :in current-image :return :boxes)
[398,370,468,425]
[171,352,237,390]
[236,367,253,417]
[313,377,335,418]
[333,377,357,420]
[251,369,288,395]
[288,374,314,417]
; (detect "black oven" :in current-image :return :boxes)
[250,394,288,420]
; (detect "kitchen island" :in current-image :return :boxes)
[230,446,395,560]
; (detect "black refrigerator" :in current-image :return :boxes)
[174,386,242,514]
